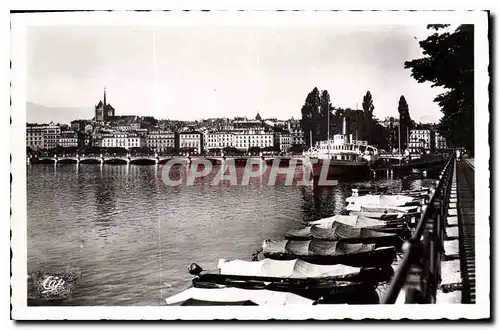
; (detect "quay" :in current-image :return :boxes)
[27,153,292,165]
[161,155,478,306]
[28,152,451,178]
[382,157,476,304]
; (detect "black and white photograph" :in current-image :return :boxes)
[9,9,490,320]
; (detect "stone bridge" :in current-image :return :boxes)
[29,154,305,166]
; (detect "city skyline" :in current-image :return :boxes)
[28,25,446,124]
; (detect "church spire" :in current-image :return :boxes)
[103,87,107,107]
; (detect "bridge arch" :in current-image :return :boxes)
[103,158,128,165]
[57,158,78,164]
[129,158,156,165]
[33,157,56,164]
[79,158,101,164]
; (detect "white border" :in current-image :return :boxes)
[10,9,490,320]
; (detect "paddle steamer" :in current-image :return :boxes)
[304,117,379,178]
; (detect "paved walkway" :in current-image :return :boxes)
[464,158,475,169]
[439,159,475,303]
[456,160,476,303]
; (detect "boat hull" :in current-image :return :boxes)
[191,266,394,303]
[193,278,377,304]
[309,159,370,178]
[263,246,396,268]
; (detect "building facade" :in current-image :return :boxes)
[43,124,61,149]
[435,132,448,150]
[146,131,176,153]
[233,130,274,150]
[408,129,434,152]
[58,130,78,148]
[204,131,234,151]
[100,132,144,149]
[26,124,61,150]
[274,133,292,152]
[287,120,304,146]
[179,131,203,154]
[26,125,45,150]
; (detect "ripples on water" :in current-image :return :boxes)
[27,164,438,306]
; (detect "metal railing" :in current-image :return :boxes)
[382,156,454,304]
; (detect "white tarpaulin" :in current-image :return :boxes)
[348,210,404,219]
[308,215,389,228]
[217,258,360,278]
[345,194,418,206]
[345,203,418,213]
[262,239,375,256]
[165,287,314,305]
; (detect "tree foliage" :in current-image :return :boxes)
[362,91,375,144]
[397,95,413,150]
[404,24,474,154]
[319,90,332,141]
[300,88,390,150]
[300,87,321,147]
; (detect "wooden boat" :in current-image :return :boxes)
[262,239,396,267]
[285,222,406,248]
[345,203,420,214]
[345,194,422,207]
[351,187,431,197]
[305,214,405,229]
[214,258,393,283]
[192,278,375,304]
[180,298,257,306]
[186,259,393,303]
[346,210,406,220]
[165,287,315,305]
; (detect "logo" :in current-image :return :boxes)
[41,276,65,294]
[159,158,339,187]
[28,270,81,302]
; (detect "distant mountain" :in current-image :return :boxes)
[26,102,93,125]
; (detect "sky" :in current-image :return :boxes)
[26,25,446,124]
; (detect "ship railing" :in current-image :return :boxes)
[382,156,454,304]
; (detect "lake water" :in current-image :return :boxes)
[27,164,437,306]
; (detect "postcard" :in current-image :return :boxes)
[10,9,490,320]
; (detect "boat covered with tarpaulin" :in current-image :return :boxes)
[188,258,390,303]
[345,194,423,207]
[305,214,404,229]
[285,222,405,247]
[345,203,420,213]
[262,239,395,267]
[165,287,315,305]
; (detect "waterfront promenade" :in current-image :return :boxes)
[439,158,475,303]
[456,159,476,303]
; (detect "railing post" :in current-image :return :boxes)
[404,238,428,303]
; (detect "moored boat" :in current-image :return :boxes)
[262,239,396,267]
[306,214,404,228]
[345,203,420,214]
[165,287,316,306]
[303,117,379,178]
[345,194,422,207]
[346,210,407,220]
[285,222,405,248]
[185,259,393,303]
